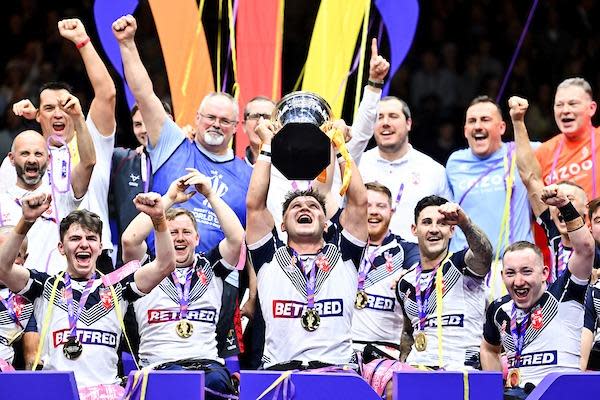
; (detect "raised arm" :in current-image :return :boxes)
[338,140,368,242]
[61,93,96,199]
[122,174,196,262]
[439,202,493,276]
[346,38,389,164]
[113,15,168,148]
[58,19,116,136]
[132,193,176,293]
[0,193,52,293]
[183,169,244,266]
[509,96,546,218]
[246,119,276,245]
[541,185,595,281]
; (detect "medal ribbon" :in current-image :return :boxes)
[171,268,194,320]
[556,242,571,280]
[357,241,384,292]
[414,260,444,331]
[64,272,96,339]
[292,249,318,310]
[510,304,530,368]
[391,183,405,212]
[0,292,23,329]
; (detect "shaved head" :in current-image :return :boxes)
[9,130,48,188]
[11,130,45,153]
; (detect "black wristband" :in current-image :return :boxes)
[260,150,272,157]
[558,202,580,222]
[368,79,384,89]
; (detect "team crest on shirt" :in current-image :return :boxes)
[197,268,208,285]
[411,172,421,185]
[99,287,112,310]
[315,254,330,272]
[384,252,393,273]
[12,295,25,318]
[531,306,543,330]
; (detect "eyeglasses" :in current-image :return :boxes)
[244,113,272,121]
[199,113,237,127]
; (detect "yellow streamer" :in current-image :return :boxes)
[181,3,206,99]
[353,0,371,117]
[124,369,149,400]
[32,271,66,370]
[217,0,223,92]
[302,0,366,117]
[325,127,353,195]
[292,64,306,92]
[256,370,295,400]
[227,0,238,88]
[105,278,140,371]
[489,151,517,301]
[434,252,453,369]
[463,370,470,400]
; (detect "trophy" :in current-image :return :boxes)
[271,91,333,180]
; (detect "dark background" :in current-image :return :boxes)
[0,0,598,163]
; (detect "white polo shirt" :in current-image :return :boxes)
[358,145,452,242]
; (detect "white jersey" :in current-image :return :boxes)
[0,178,81,275]
[397,249,487,370]
[484,270,588,386]
[0,116,115,252]
[19,269,143,388]
[134,247,233,366]
[248,225,366,368]
[0,287,34,363]
[351,235,420,350]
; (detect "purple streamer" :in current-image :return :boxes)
[496,0,540,103]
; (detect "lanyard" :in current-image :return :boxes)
[171,268,194,320]
[391,183,405,212]
[141,151,151,193]
[63,272,96,338]
[357,242,384,291]
[415,261,443,331]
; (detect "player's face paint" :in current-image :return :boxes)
[411,205,454,260]
[553,85,597,139]
[282,196,327,241]
[59,223,102,279]
[167,214,199,268]
[502,248,549,309]
[367,189,393,243]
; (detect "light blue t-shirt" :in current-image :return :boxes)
[446,142,533,254]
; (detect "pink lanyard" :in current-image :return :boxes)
[550,127,597,198]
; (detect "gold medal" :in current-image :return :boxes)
[301,309,321,332]
[414,331,427,352]
[176,319,193,338]
[506,368,521,388]
[354,290,369,309]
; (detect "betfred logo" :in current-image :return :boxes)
[364,294,395,312]
[52,329,118,348]
[422,313,464,328]
[147,308,217,324]
[509,351,557,367]
[272,299,343,318]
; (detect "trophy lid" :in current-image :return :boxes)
[271,92,332,181]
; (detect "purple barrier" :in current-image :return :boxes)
[393,371,503,400]
[126,370,205,400]
[239,370,381,400]
[527,372,600,400]
[0,371,79,400]
[122,352,136,376]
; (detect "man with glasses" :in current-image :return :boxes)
[113,14,249,372]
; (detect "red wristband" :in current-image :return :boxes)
[76,37,91,49]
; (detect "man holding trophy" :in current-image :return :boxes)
[245,93,368,369]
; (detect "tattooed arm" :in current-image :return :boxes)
[438,202,493,276]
